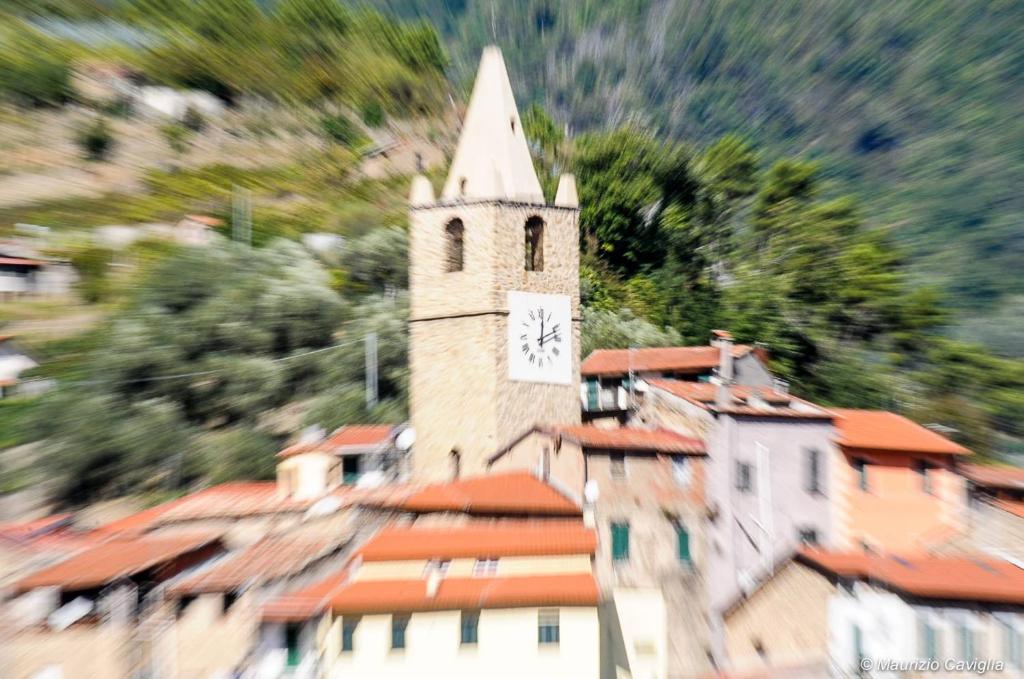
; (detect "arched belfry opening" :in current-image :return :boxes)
[449,449,462,480]
[525,216,544,271]
[445,219,464,272]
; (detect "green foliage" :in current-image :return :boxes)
[581,307,682,358]
[30,240,362,503]
[69,245,114,303]
[160,122,193,156]
[321,112,366,148]
[0,23,72,106]
[182,105,206,133]
[75,117,115,162]
[340,227,409,293]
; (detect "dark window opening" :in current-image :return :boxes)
[342,455,360,485]
[223,591,238,614]
[341,617,359,652]
[525,217,544,271]
[286,623,301,667]
[450,449,461,480]
[609,452,626,480]
[736,461,754,493]
[798,527,819,546]
[391,614,410,650]
[459,177,467,197]
[611,521,630,562]
[854,458,869,492]
[916,459,933,495]
[461,611,480,645]
[445,219,464,272]
[806,448,821,494]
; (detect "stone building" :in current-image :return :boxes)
[407,46,582,482]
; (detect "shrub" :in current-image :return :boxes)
[182,105,206,132]
[75,117,114,162]
[320,112,365,148]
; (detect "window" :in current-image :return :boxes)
[610,452,626,480]
[444,219,464,272]
[286,623,302,667]
[916,460,933,495]
[176,594,196,618]
[736,461,754,493]
[958,621,974,660]
[341,455,360,485]
[675,520,692,564]
[673,457,692,487]
[611,522,630,562]
[852,624,865,670]
[538,609,560,645]
[585,377,600,411]
[341,617,359,652]
[458,177,467,197]
[1003,620,1022,667]
[391,614,410,650]
[919,615,938,660]
[854,458,869,492]
[798,527,819,546]
[450,449,461,480]
[805,448,821,494]
[473,558,500,576]
[461,611,480,645]
[222,591,238,614]
[525,217,544,271]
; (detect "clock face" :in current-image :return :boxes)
[507,291,572,384]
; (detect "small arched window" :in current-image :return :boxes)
[450,449,462,480]
[445,219,464,272]
[525,216,544,271]
[459,177,468,197]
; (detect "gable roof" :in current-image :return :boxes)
[556,424,705,455]
[277,424,397,459]
[330,573,599,615]
[370,471,581,517]
[261,567,352,622]
[797,549,1024,605]
[582,345,756,378]
[13,533,222,592]
[358,521,596,562]
[647,380,831,420]
[831,409,970,456]
[440,46,544,203]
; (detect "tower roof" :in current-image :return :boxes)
[441,46,545,204]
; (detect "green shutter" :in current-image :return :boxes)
[586,378,600,410]
[611,522,630,561]
[677,524,691,563]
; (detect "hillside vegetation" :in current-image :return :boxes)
[374,0,1024,355]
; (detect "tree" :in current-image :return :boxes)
[581,307,682,358]
[340,227,408,293]
[76,118,114,162]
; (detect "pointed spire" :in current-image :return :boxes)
[554,174,579,208]
[441,46,545,204]
[409,174,435,207]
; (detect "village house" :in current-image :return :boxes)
[258,520,601,679]
[723,549,1024,678]
[580,335,773,421]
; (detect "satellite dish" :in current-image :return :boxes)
[396,427,416,451]
[584,480,600,504]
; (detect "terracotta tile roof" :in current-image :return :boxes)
[169,532,347,595]
[648,380,831,420]
[358,521,596,561]
[992,499,1024,519]
[582,345,754,377]
[13,533,223,592]
[95,483,313,535]
[831,409,970,456]
[798,549,1024,605]
[0,256,43,267]
[261,567,351,622]
[960,463,1024,489]
[0,514,74,541]
[555,425,705,455]
[371,471,581,516]
[330,573,600,614]
[183,214,224,226]
[277,424,397,458]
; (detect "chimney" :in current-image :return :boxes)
[712,329,734,410]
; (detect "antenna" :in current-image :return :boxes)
[365,332,378,409]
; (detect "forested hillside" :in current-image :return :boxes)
[373,0,1024,356]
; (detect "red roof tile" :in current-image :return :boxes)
[330,573,599,614]
[556,425,705,455]
[373,472,581,517]
[261,568,351,622]
[0,514,74,541]
[831,409,970,456]
[358,522,596,561]
[277,424,396,458]
[0,257,43,267]
[993,499,1024,519]
[960,463,1024,489]
[14,533,222,592]
[798,549,1024,605]
[582,345,754,377]
[648,380,831,419]
[169,532,347,595]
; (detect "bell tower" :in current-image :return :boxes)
[408,46,581,482]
